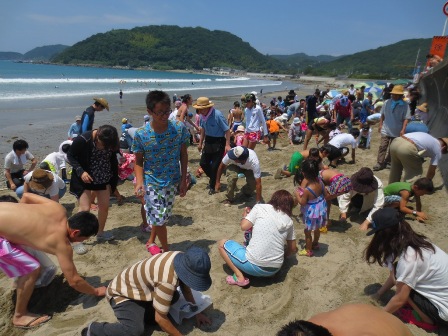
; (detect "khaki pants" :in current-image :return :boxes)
[389,137,423,184]
[376,135,395,166]
[225,165,256,201]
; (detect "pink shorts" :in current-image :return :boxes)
[0,237,40,278]
[244,131,261,143]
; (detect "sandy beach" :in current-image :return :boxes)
[0,83,447,336]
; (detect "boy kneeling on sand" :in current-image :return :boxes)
[383,177,434,222]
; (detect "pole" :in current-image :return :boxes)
[444,17,448,36]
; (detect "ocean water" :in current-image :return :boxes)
[0,61,282,101]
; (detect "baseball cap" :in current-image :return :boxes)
[227,146,249,161]
[366,208,401,236]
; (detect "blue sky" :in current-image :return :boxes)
[1,0,447,56]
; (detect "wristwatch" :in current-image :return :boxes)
[412,210,417,216]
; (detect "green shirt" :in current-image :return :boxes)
[384,182,412,197]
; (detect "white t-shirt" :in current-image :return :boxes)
[42,152,67,174]
[245,105,268,135]
[168,108,178,121]
[404,132,442,165]
[24,171,65,197]
[4,150,34,174]
[245,204,295,268]
[329,133,357,149]
[396,245,448,321]
[222,149,261,178]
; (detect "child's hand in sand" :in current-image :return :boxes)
[416,211,428,222]
[359,220,370,231]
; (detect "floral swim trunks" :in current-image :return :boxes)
[244,131,261,143]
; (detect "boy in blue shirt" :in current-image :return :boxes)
[132,91,189,255]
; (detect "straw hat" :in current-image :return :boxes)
[417,102,428,113]
[122,118,128,124]
[29,169,54,191]
[390,85,404,95]
[351,167,378,194]
[192,97,214,109]
[93,97,109,111]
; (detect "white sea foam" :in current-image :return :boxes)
[0,78,216,84]
[0,81,283,101]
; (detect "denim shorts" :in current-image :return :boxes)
[223,240,279,277]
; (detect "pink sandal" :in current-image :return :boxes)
[146,243,162,255]
[225,274,250,287]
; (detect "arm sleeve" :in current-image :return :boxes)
[337,191,353,213]
[259,108,268,135]
[81,116,90,133]
[366,188,385,222]
[66,137,86,177]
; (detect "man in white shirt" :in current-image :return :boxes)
[320,129,360,167]
[4,139,37,198]
[389,132,448,183]
[215,146,262,205]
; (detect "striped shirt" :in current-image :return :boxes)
[106,251,180,315]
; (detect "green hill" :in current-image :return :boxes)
[0,52,23,60]
[271,53,340,72]
[303,38,432,78]
[23,44,69,60]
[52,25,288,73]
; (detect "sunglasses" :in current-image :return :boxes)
[152,108,171,116]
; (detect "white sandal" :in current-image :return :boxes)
[73,243,88,255]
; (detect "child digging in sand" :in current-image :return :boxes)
[294,159,328,257]
[318,168,352,233]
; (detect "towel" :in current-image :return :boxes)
[13,153,27,165]
[169,287,212,324]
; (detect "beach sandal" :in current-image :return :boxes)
[319,226,328,233]
[298,249,313,257]
[73,243,88,255]
[146,243,162,255]
[14,315,52,329]
[140,223,152,233]
[225,274,250,287]
[312,243,320,250]
[395,307,438,332]
[90,204,98,211]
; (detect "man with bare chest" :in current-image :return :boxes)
[0,193,106,329]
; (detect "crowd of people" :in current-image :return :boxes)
[1,81,448,336]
